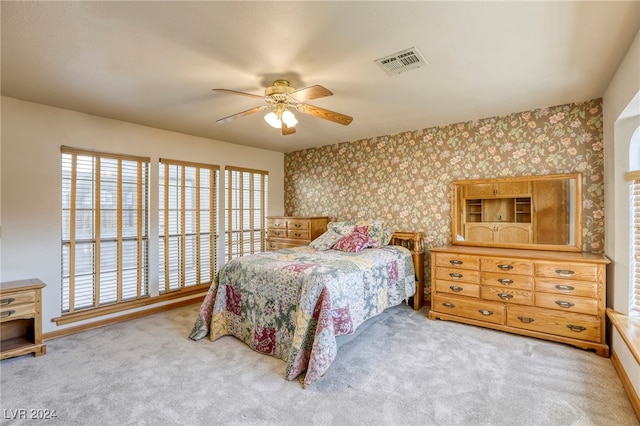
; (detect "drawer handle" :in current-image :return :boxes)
[497,293,513,300]
[294,223,302,228]
[0,309,16,318]
[449,273,463,280]
[274,231,282,236]
[517,316,535,324]
[555,301,575,309]
[478,309,494,316]
[0,297,16,305]
[449,286,463,292]
[497,278,513,285]
[555,284,575,292]
[442,302,455,308]
[294,232,302,237]
[566,324,586,333]
[449,260,463,265]
[497,264,513,271]
[555,269,575,277]
[274,223,282,227]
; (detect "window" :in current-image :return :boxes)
[61,147,149,313]
[225,166,268,260]
[159,159,219,292]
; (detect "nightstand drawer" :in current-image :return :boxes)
[1,303,36,322]
[1,291,35,306]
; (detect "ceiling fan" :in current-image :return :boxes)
[212,80,353,136]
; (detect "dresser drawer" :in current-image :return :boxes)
[535,279,597,298]
[267,240,304,251]
[434,279,480,298]
[507,306,601,343]
[534,263,598,281]
[481,271,533,290]
[481,258,533,275]
[287,229,309,240]
[435,267,480,284]
[267,218,287,229]
[534,292,598,316]
[1,291,36,306]
[434,253,480,270]
[1,303,36,322]
[433,294,505,325]
[268,229,287,238]
[481,286,533,305]
[287,219,309,231]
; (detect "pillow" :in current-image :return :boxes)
[333,231,375,253]
[327,220,356,237]
[357,219,385,247]
[309,229,343,251]
[354,224,369,235]
[380,226,394,246]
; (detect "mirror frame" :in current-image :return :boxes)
[451,173,583,252]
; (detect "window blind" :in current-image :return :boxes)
[61,147,150,313]
[225,166,268,260]
[159,159,219,293]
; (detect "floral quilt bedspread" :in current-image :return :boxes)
[189,245,416,387]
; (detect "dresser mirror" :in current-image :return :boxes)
[451,173,582,252]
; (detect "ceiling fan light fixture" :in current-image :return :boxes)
[264,112,282,128]
[281,110,298,127]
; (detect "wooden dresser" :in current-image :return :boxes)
[266,216,329,251]
[1,278,46,360]
[428,246,610,356]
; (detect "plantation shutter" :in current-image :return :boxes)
[61,146,149,313]
[225,166,268,260]
[159,159,219,293]
[629,173,640,315]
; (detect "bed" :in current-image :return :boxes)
[189,230,424,387]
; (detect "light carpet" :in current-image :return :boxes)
[0,303,637,426]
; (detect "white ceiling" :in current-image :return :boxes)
[2,1,639,153]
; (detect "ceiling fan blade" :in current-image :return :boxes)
[212,89,264,100]
[281,122,296,136]
[298,104,353,126]
[289,85,333,102]
[216,105,267,124]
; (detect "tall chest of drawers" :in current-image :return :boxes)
[266,216,329,251]
[428,246,610,356]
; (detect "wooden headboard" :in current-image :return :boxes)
[390,231,425,310]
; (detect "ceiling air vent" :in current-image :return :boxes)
[374,47,428,76]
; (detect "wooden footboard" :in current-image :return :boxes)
[390,231,425,310]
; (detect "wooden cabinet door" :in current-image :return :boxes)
[465,223,496,242]
[496,223,532,244]
[496,181,530,197]
[533,180,569,245]
[464,183,496,198]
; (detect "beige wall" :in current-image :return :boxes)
[0,96,285,333]
[603,28,640,403]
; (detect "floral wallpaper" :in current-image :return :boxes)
[284,99,605,299]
